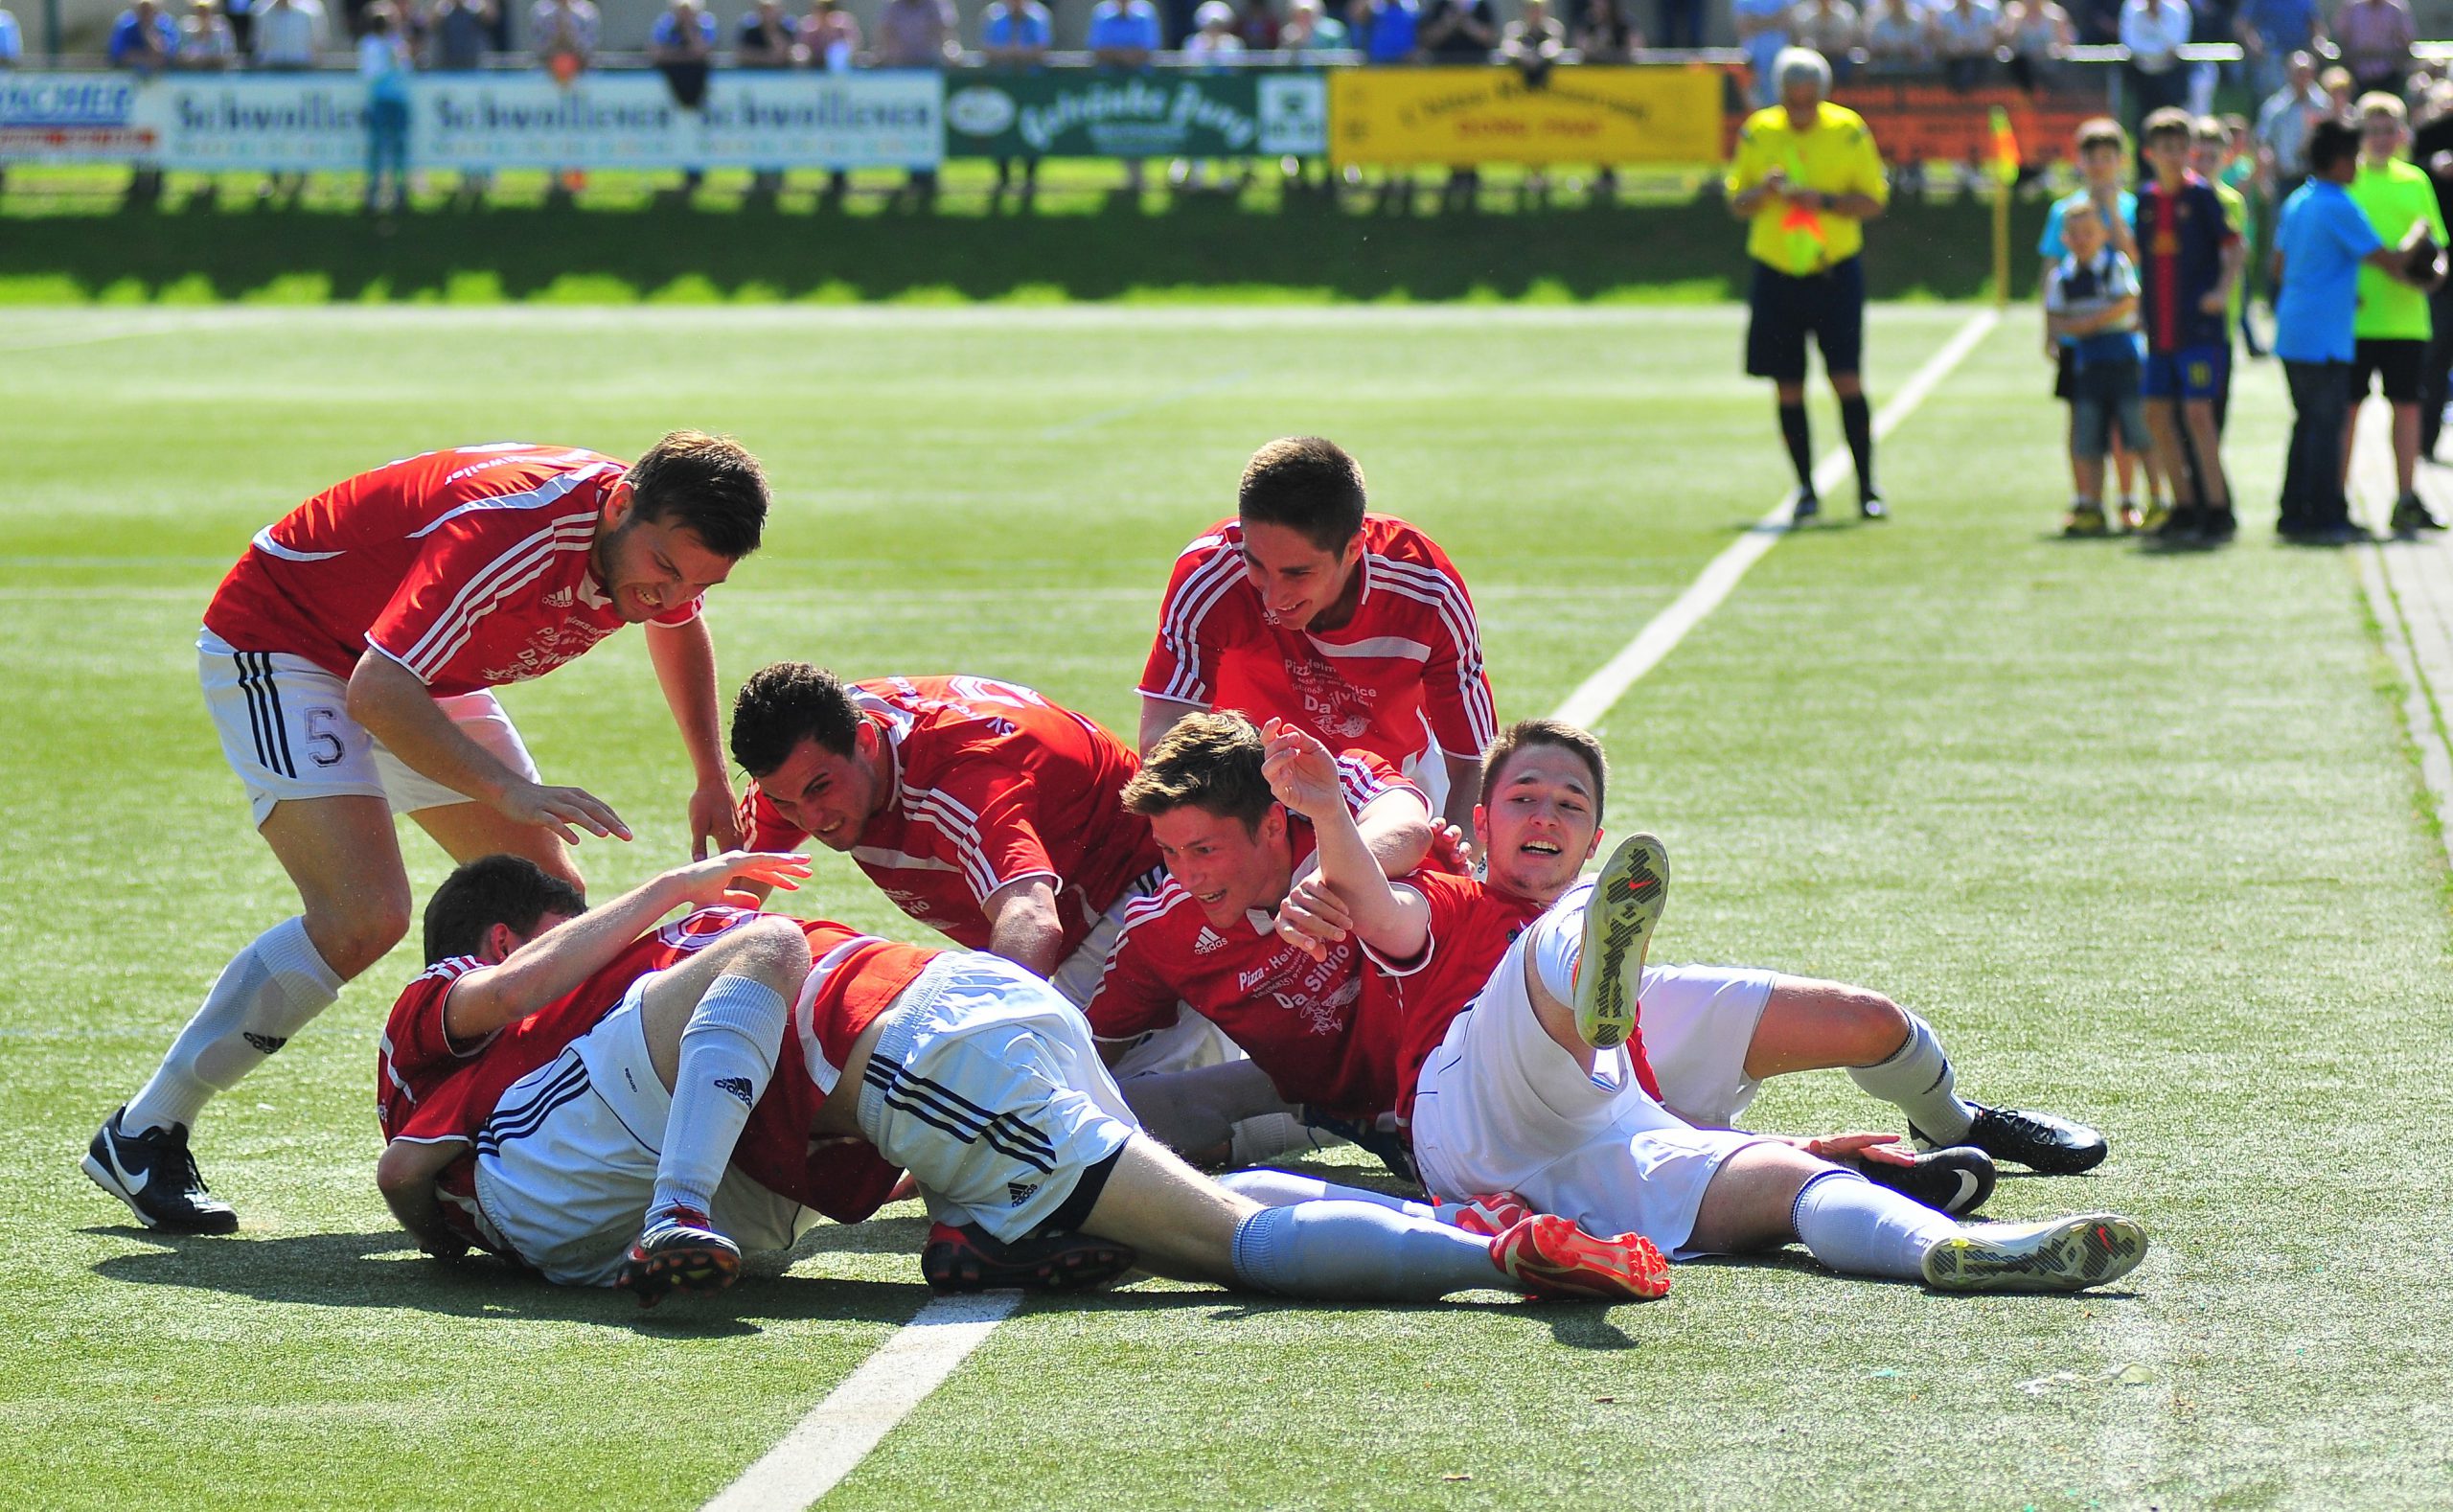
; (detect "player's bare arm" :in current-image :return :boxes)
[375,1136,468,1256]
[1262,720,1430,960]
[1278,776,1434,955]
[645,616,742,859]
[979,875,1068,977]
[439,851,811,1042]
[346,651,631,845]
[1438,751,1480,832]
[1138,694,1205,758]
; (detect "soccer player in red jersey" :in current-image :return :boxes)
[1087,711,1442,1166]
[1289,721,2147,1293]
[379,857,1675,1306]
[88,436,770,1236]
[1137,437,1495,830]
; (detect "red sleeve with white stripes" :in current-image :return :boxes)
[736,783,809,852]
[1410,553,1497,762]
[361,508,597,684]
[923,763,1059,905]
[1335,750,1428,818]
[1136,530,1240,710]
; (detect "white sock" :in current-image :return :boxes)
[1846,1012,1974,1142]
[650,975,788,1221]
[1789,1168,1960,1281]
[126,917,341,1134]
[1216,1168,1438,1222]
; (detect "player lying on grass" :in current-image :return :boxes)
[1272,721,2147,1292]
[1087,711,1456,1170]
[376,861,1679,1306]
[91,436,770,1236]
[377,850,850,1297]
[725,664,1439,1166]
[1138,436,1496,829]
[1109,717,2104,1211]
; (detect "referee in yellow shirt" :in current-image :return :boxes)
[1726,48,1892,521]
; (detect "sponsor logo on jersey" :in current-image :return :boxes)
[542,587,574,607]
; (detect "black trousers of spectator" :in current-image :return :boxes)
[2420,285,2453,459]
[2280,359,2353,534]
[1654,0,1703,48]
[2126,63,2189,128]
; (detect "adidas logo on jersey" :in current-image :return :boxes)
[714,1076,753,1106]
[1006,1180,1040,1207]
[542,587,574,607]
[1194,928,1228,955]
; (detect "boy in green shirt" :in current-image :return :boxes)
[2193,117,2253,436]
[2345,92,2449,532]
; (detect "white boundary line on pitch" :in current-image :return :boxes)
[699,305,2003,1512]
[1554,306,2001,728]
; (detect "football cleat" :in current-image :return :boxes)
[82,1108,238,1234]
[1857,1144,1997,1216]
[921,1222,1136,1294]
[1437,1190,1533,1237]
[1921,1213,2147,1294]
[1915,1102,2109,1176]
[2062,505,2110,538]
[615,1207,742,1307]
[1574,832,1669,1050]
[1490,1213,1671,1302]
[1790,490,1822,525]
[1859,492,1888,521]
[2393,493,2445,535]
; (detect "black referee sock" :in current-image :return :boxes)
[1778,401,1816,493]
[1840,393,1875,498]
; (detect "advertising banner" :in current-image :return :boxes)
[1329,65,1725,167]
[944,69,1328,159]
[1823,81,2096,166]
[0,70,943,170]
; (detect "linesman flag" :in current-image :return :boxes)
[1987,106,2021,185]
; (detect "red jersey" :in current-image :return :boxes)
[739,676,1159,958]
[1085,751,1433,1119]
[203,444,700,698]
[1139,515,1497,772]
[731,923,939,1223]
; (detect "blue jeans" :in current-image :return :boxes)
[366,96,409,198]
[2280,359,2351,533]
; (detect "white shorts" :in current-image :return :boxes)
[472,976,811,1287]
[198,628,540,827]
[1049,864,1244,1083]
[1638,964,1778,1129]
[857,951,1139,1246]
[1408,930,1772,1261]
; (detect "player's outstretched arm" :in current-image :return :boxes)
[645,617,741,859]
[346,651,632,846]
[442,851,812,1039]
[377,1137,470,1257]
[1351,783,1434,881]
[1137,694,1206,759]
[980,876,1067,977]
[1262,720,1429,961]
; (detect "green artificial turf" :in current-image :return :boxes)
[1,305,2447,1509]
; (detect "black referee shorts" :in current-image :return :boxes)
[1745,256,1867,384]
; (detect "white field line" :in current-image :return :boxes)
[2350,400,2453,874]
[1552,307,2000,729]
[699,306,2004,1512]
[698,1291,1022,1512]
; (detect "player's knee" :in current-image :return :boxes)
[723,915,813,986]
[309,893,412,977]
[1830,987,1911,1067]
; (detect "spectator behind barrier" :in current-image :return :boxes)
[2001,0,2074,93]
[531,0,598,80]
[1502,0,1563,83]
[1570,0,1638,62]
[1931,0,1998,92]
[1734,0,1793,105]
[1862,0,1930,74]
[2234,0,2324,104]
[2258,50,2327,197]
[0,3,19,67]
[801,0,860,70]
[1655,0,1701,51]
[1282,0,1348,53]
[1353,0,1421,62]
[982,0,1050,197]
[1235,0,1278,49]
[430,0,495,68]
[1790,0,1861,82]
[2336,0,2415,98]
[177,0,236,66]
[111,0,180,69]
[2120,0,2190,120]
[360,0,412,216]
[1420,0,1498,60]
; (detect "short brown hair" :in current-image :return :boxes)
[2191,114,2229,145]
[2358,90,2407,122]
[624,429,768,560]
[2142,107,2195,146]
[424,855,585,966]
[1479,719,1607,815]
[729,661,860,777]
[1238,437,1368,554]
[2074,117,2127,155]
[1122,712,1277,833]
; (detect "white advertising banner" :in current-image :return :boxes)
[0,71,945,170]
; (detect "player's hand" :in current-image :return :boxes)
[687,776,741,860]
[1799,1132,1915,1167]
[2198,290,2228,315]
[1434,820,1479,872]
[667,849,813,910]
[1274,873,1353,961]
[1259,718,1344,819]
[496,779,631,844]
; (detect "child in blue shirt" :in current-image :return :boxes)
[2046,200,2151,537]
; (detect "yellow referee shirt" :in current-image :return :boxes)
[1726,102,1891,275]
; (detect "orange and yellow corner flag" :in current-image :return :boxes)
[1987,106,2021,186]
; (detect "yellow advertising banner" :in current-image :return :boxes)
[1330,65,1726,167]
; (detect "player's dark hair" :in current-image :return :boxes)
[1238,437,1368,555]
[730,660,862,777]
[2074,117,2128,155]
[422,855,586,966]
[1122,711,1277,834]
[1480,719,1608,817]
[2308,117,2362,176]
[2141,106,2195,147]
[624,429,768,561]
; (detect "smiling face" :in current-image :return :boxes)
[752,725,890,851]
[1238,520,1364,633]
[1148,804,1295,927]
[592,485,738,624]
[1474,743,1603,905]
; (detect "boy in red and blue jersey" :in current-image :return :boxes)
[2134,105,2244,542]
